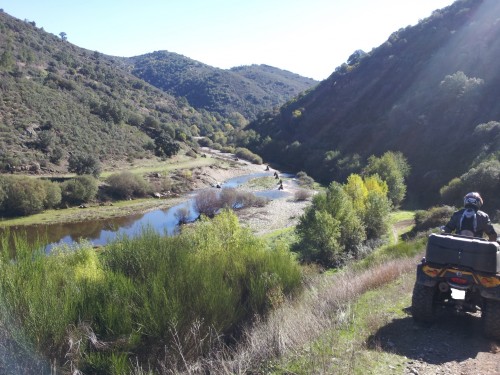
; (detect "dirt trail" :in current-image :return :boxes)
[370,287,500,374]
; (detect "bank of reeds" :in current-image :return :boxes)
[0,210,302,374]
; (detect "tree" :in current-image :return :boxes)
[362,190,391,239]
[42,180,62,209]
[295,209,341,266]
[344,174,368,212]
[61,175,98,205]
[294,182,366,267]
[68,153,101,178]
[154,132,180,158]
[347,49,367,66]
[363,152,409,207]
[59,32,67,41]
[344,173,391,240]
[0,176,48,216]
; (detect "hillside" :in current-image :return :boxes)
[247,0,500,208]
[125,51,318,122]
[0,10,219,173]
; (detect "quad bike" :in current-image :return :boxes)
[411,233,500,339]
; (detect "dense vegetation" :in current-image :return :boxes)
[0,10,230,174]
[0,0,498,372]
[244,0,500,214]
[294,153,402,267]
[125,51,317,123]
[0,211,301,373]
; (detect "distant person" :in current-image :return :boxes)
[278,182,284,190]
[274,171,279,179]
[265,165,270,171]
[443,192,497,241]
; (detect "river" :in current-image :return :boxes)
[1,172,295,252]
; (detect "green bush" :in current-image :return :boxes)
[0,211,301,372]
[235,147,263,165]
[440,159,500,216]
[106,171,150,199]
[363,152,410,208]
[61,175,98,205]
[68,153,101,178]
[295,182,366,267]
[362,191,392,239]
[296,171,315,188]
[0,175,58,216]
[412,205,455,234]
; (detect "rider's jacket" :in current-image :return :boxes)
[443,208,497,241]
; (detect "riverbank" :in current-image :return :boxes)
[0,151,315,236]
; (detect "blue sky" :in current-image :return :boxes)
[2,0,456,80]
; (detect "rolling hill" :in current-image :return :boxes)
[0,10,315,174]
[124,51,318,122]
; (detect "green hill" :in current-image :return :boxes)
[246,0,500,208]
[0,9,317,175]
[0,10,222,173]
[125,51,317,122]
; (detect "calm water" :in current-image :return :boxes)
[1,171,295,251]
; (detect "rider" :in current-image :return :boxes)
[443,192,497,241]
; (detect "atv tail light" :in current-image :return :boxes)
[478,276,500,288]
[450,277,468,285]
[422,265,441,277]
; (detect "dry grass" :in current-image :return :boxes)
[156,256,418,374]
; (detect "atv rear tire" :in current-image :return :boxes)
[482,299,500,340]
[411,283,438,323]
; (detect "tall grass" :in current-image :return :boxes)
[181,237,426,374]
[0,210,302,374]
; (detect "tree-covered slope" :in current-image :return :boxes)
[0,11,217,173]
[247,0,500,207]
[125,51,317,122]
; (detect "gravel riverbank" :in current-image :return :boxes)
[190,150,314,235]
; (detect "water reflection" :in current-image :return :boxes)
[0,172,295,251]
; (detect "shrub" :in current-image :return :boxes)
[61,175,98,205]
[42,180,62,209]
[362,190,391,239]
[413,205,455,234]
[235,147,263,165]
[0,176,48,216]
[106,172,150,199]
[219,145,235,153]
[49,147,64,164]
[0,211,302,373]
[185,149,197,158]
[219,188,268,209]
[296,171,315,188]
[197,137,213,147]
[68,153,101,177]
[194,189,220,217]
[295,189,311,201]
[440,159,500,215]
[294,182,366,267]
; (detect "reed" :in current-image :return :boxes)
[0,210,302,373]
